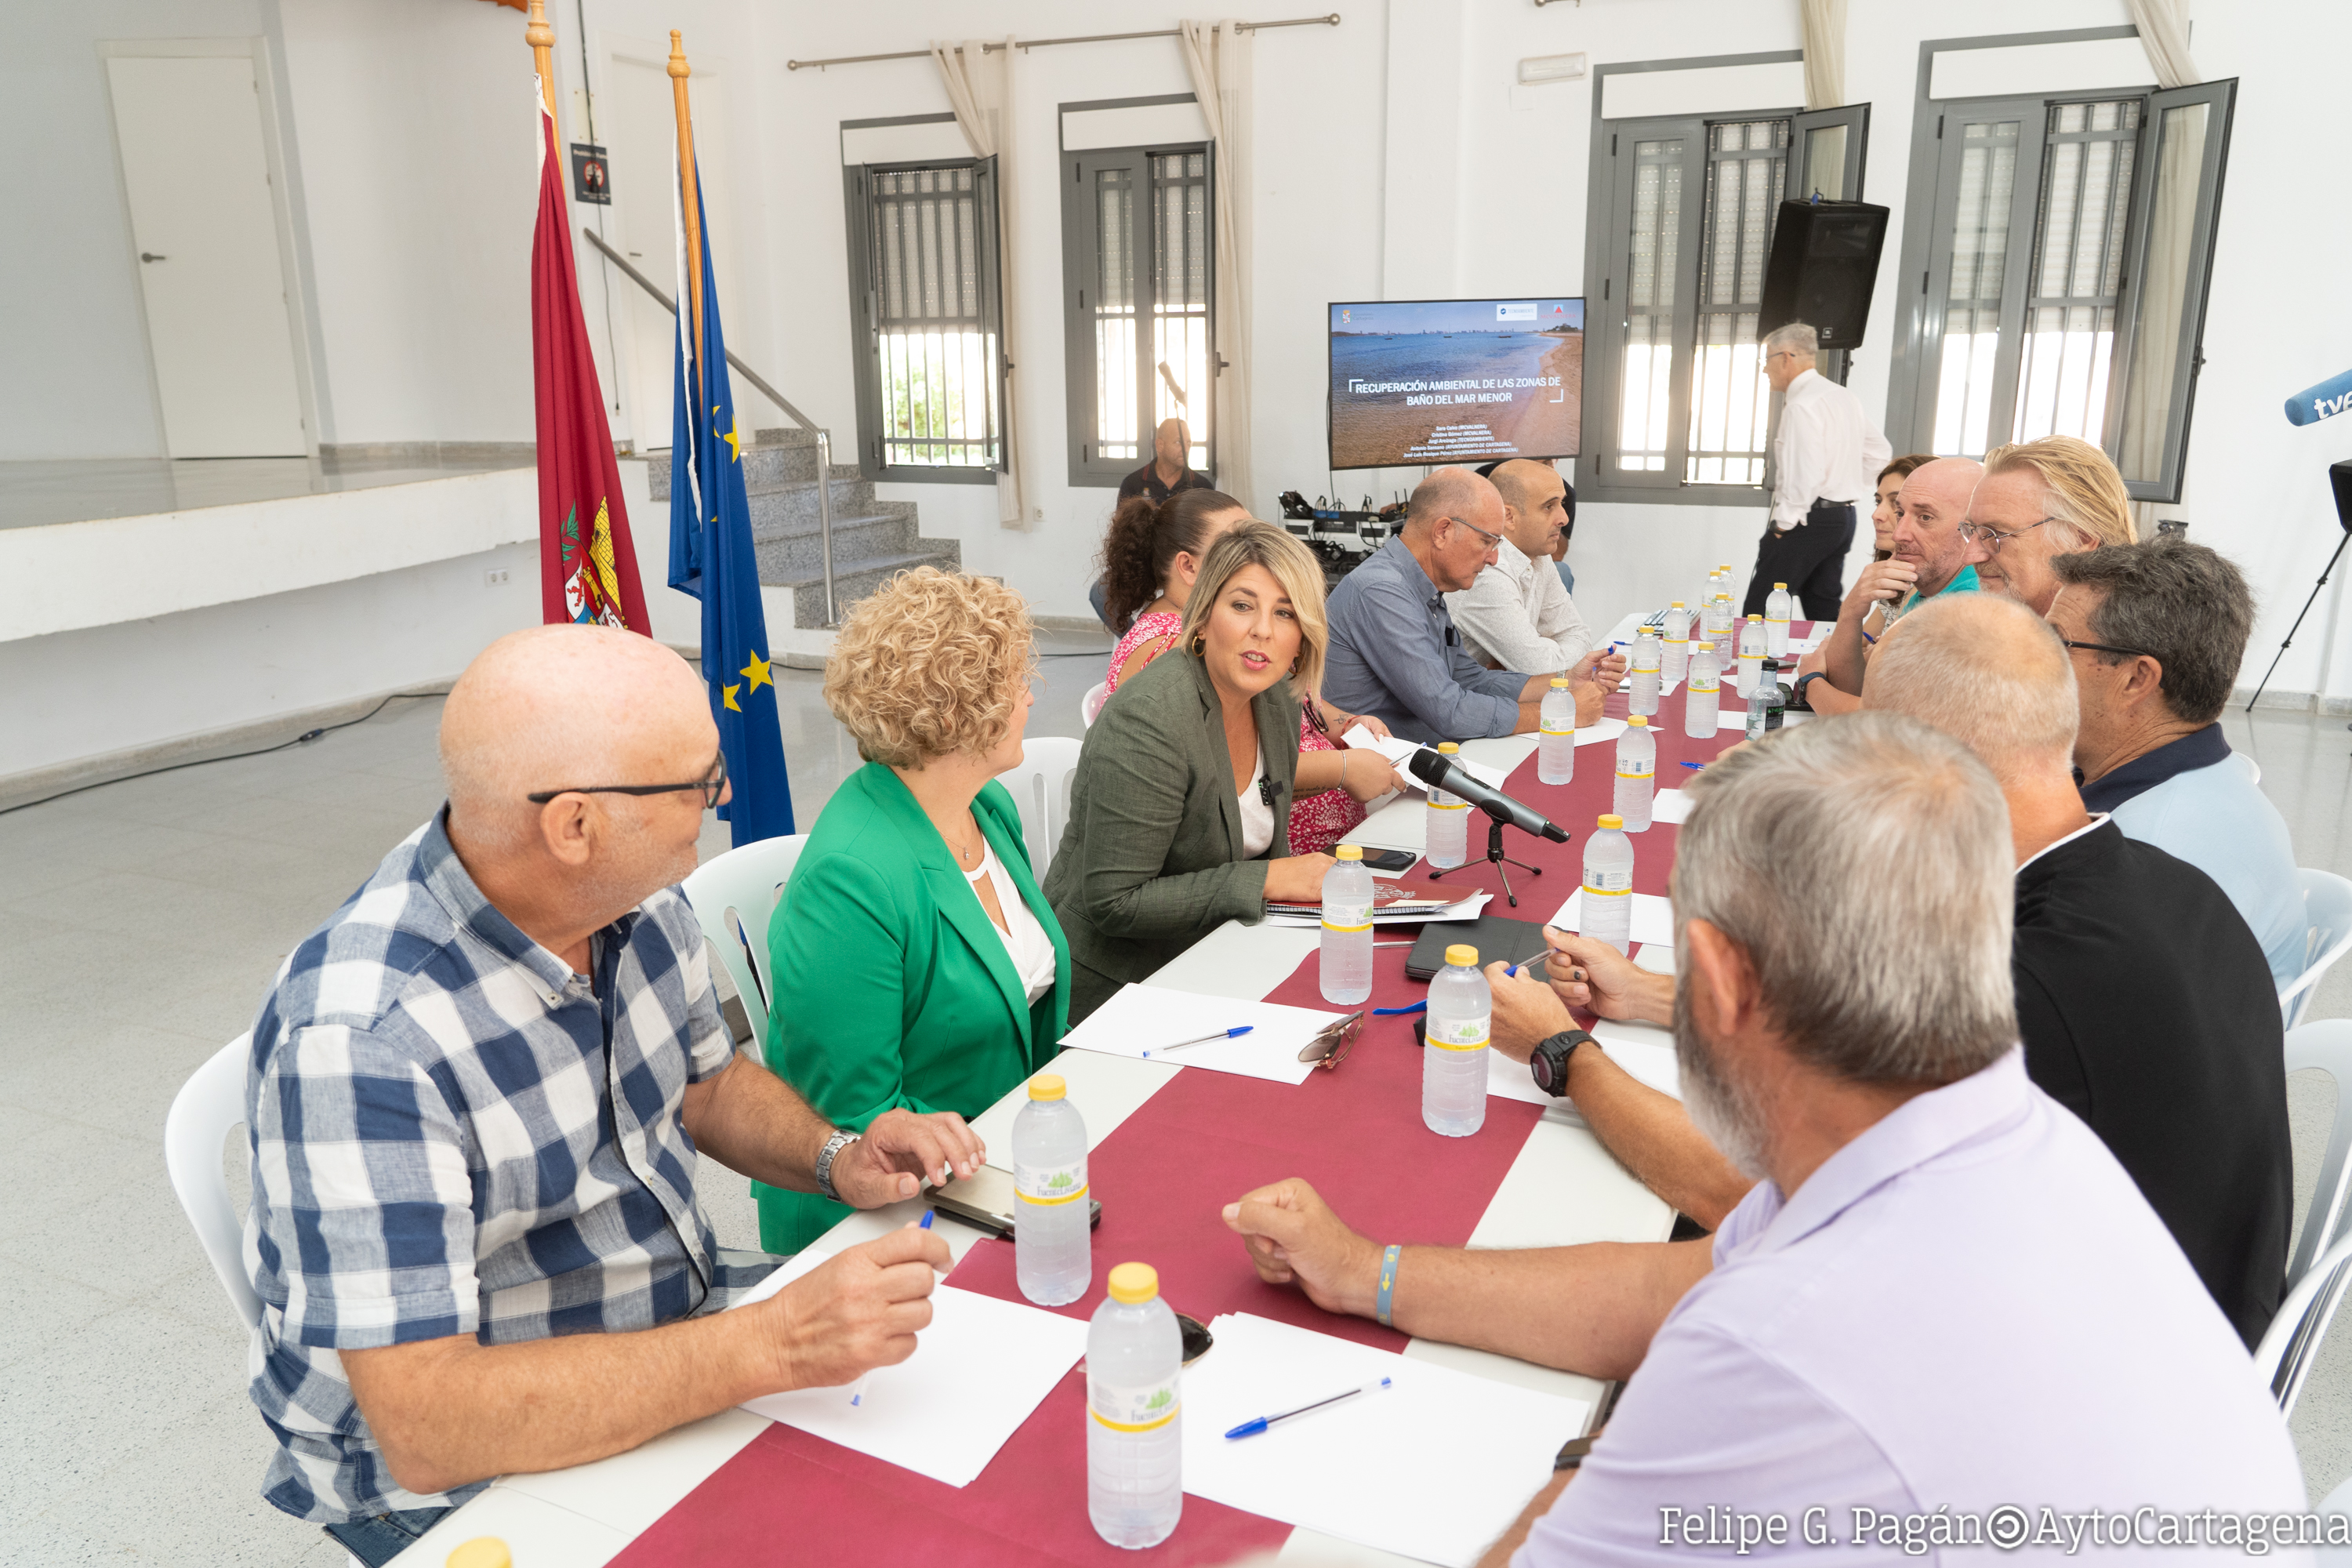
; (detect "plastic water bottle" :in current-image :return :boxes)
[1703,595,1732,668]
[1613,715,1655,831]
[1628,631,1661,716]
[1014,1074,1091,1306]
[1422,944,1490,1137]
[1424,741,1470,869]
[1685,643,1722,739]
[1744,657,1787,741]
[1765,582,1792,657]
[1581,815,1635,956]
[1319,845,1374,1005]
[1661,602,1690,686]
[1087,1261,1182,1548]
[1736,615,1766,697]
[1537,677,1577,785]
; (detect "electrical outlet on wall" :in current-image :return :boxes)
[485,568,512,587]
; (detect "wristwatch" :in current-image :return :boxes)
[814,1128,859,1202]
[1791,670,1829,710]
[1530,1029,1595,1097]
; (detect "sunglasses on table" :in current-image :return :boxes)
[526,753,729,808]
[1297,1011,1366,1073]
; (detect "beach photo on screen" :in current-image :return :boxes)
[1327,299,1583,470]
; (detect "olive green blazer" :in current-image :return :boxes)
[1043,649,1298,1021]
[757,764,1069,1254]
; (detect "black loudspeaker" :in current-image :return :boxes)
[2332,458,2352,534]
[1759,200,1889,350]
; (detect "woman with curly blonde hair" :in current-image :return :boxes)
[757,567,1069,1253]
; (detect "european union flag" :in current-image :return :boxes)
[666,165,793,844]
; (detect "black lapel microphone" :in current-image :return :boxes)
[1260,776,1283,808]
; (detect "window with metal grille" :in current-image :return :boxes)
[844,160,1003,481]
[1582,93,1866,504]
[1888,67,2236,502]
[1062,143,1214,486]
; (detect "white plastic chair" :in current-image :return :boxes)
[2257,1229,2352,1416]
[680,834,809,1046]
[165,1033,263,1331]
[1004,736,1083,879]
[2288,1022,2352,1290]
[1082,681,1110,728]
[2282,869,2352,1029]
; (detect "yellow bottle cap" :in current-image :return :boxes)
[446,1541,511,1568]
[1550,676,1572,688]
[1628,715,1648,727]
[1108,1262,1159,1303]
[1598,813,1624,829]
[1336,844,1363,860]
[1445,943,1479,967]
[1670,600,1686,607]
[1437,741,1459,753]
[1028,1074,1066,1102]
[1773,582,1788,590]
[1748,614,1762,622]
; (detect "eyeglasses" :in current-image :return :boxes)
[2057,637,2157,662]
[527,752,728,808]
[1446,516,1504,550]
[1296,1011,1365,1073]
[1956,517,2053,555]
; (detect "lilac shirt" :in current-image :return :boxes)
[1517,1050,2306,1564]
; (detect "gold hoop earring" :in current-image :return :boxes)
[1190,633,1207,657]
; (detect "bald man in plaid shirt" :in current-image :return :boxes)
[244,626,985,1564]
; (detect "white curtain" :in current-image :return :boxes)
[931,37,1029,528]
[1178,20,1254,516]
[2122,0,2200,89]
[1799,0,1846,110]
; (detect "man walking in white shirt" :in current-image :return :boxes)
[1741,321,1890,620]
[1446,459,1596,673]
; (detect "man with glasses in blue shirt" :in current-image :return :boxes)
[243,625,985,1563]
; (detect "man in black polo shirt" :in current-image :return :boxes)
[1865,593,2288,1347]
[1116,418,1210,503]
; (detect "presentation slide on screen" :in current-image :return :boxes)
[1328,299,1584,470]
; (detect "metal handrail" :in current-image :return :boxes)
[583,225,839,625]
[786,13,1340,71]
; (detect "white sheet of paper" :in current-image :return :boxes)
[1058,982,1348,1083]
[1550,890,1675,948]
[1260,891,1490,928]
[1344,726,1508,793]
[1573,716,1628,748]
[1486,1042,1552,1106]
[1181,1314,1588,1568]
[1591,1018,1683,1100]
[1650,787,1695,825]
[728,1254,1087,1489]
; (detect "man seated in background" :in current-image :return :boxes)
[1223,717,2302,1567]
[1323,466,1621,743]
[1116,416,1210,504]
[1962,434,2138,613]
[2048,538,2305,994]
[1446,459,1596,673]
[1810,455,1982,703]
[243,626,975,1563]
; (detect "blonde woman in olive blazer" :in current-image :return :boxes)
[1046,522,1404,1020]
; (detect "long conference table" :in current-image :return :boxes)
[405,615,1780,1566]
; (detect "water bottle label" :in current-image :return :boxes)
[1090,1376,1180,1432]
[1429,797,1468,812]
[1541,720,1573,735]
[1766,613,1788,625]
[1427,1016,1489,1052]
[1322,914,1373,932]
[1584,869,1633,895]
[1014,1157,1089,1207]
[1690,671,1719,691]
[1615,759,1653,780]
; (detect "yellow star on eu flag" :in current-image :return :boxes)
[721,684,742,712]
[739,652,772,692]
[723,418,742,462]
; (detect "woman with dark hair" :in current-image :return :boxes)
[1096,492,1396,853]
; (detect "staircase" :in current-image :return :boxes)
[647,426,960,630]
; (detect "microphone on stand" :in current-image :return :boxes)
[1406,748,1570,842]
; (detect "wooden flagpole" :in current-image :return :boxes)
[670,31,706,403]
[524,0,558,122]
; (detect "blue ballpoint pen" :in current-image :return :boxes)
[1371,1001,1425,1016]
[1681,760,1706,770]
[1225,1377,1392,1439]
[851,1210,935,1409]
[1144,1025,1254,1057]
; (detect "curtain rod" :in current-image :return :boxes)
[786,13,1340,71]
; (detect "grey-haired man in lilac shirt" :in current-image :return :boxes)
[1228,713,2303,1563]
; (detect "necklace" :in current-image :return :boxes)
[943,814,984,867]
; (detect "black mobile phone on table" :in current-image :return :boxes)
[1359,847,1418,873]
[931,1164,1103,1237]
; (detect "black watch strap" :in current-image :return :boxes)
[1530,1029,1595,1097]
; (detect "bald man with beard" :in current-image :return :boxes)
[1444,459,1599,674]
[241,626,984,1563]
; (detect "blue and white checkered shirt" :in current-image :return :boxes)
[242,811,775,1523]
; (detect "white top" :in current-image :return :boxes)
[964,840,1057,1004]
[1770,367,1893,528]
[1237,743,1276,858]
[1445,533,1596,674]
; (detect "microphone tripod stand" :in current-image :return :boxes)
[2244,528,2349,714]
[1426,815,1547,908]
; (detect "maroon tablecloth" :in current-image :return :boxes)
[606,627,1785,1566]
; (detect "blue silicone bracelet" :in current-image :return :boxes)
[1375,1243,1402,1327]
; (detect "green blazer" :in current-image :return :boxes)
[1043,649,1298,1021]
[757,764,1070,1254]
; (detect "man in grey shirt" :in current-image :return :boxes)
[1323,468,1617,743]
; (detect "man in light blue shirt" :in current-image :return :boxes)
[2049,540,2305,994]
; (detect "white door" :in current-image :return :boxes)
[107,54,307,458]
[603,56,743,448]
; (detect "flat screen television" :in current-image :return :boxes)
[1327,297,1584,470]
